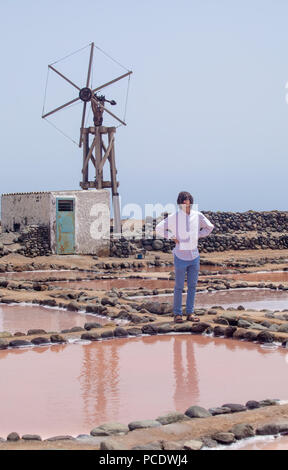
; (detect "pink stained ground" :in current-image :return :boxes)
[0,304,110,334]
[0,334,287,439]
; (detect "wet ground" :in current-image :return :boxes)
[0,334,287,439]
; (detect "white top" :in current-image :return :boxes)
[155,208,215,260]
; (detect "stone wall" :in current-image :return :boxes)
[110,210,288,257]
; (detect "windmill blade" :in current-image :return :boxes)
[102,105,127,126]
[48,65,80,91]
[42,96,80,119]
[79,101,87,147]
[79,42,94,147]
[86,42,94,87]
[92,71,132,95]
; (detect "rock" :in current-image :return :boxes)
[200,436,218,448]
[141,324,158,335]
[140,301,172,315]
[90,422,129,436]
[224,326,237,337]
[184,405,212,418]
[66,302,79,312]
[246,400,260,409]
[132,441,163,450]
[174,323,193,332]
[213,326,226,336]
[114,327,129,337]
[212,432,236,444]
[162,440,186,450]
[259,399,279,407]
[101,330,114,338]
[31,337,50,345]
[256,423,281,435]
[221,403,247,413]
[27,329,47,336]
[238,319,252,328]
[50,335,66,343]
[127,328,142,336]
[100,438,127,450]
[256,331,274,343]
[154,324,174,334]
[45,435,76,441]
[183,439,203,450]
[243,330,258,341]
[22,434,42,441]
[84,322,102,331]
[80,332,100,341]
[0,339,9,349]
[208,407,231,416]
[128,420,162,431]
[230,423,255,439]
[7,432,20,441]
[191,322,210,334]
[9,340,33,347]
[156,412,187,425]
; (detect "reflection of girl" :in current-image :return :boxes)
[155,191,214,323]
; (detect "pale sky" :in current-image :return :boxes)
[1,0,288,218]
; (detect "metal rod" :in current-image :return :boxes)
[42,96,80,119]
[92,71,132,94]
[48,65,81,90]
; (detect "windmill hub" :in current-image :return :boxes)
[79,87,92,102]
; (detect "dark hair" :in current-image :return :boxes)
[177,191,193,205]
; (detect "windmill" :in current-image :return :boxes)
[42,42,132,234]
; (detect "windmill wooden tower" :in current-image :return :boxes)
[42,42,132,234]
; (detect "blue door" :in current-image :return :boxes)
[56,198,75,254]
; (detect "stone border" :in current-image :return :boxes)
[1,398,286,450]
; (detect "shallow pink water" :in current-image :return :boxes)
[0,334,287,438]
[0,304,109,334]
[133,288,288,311]
[214,271,288,282]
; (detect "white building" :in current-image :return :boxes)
[1,189,110,256]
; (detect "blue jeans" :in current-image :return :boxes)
[173,254,200,316]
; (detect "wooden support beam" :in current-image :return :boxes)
[98,135,114,172]
[82,136,96,174]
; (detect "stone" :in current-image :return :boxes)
[156,411,187,425]
[183,439,203,450]
[100,438,127,450]
[191,322,210,334]
[9,340,33,348]
[208,407,231,416]
[154,324,174,334]
[101,330,114,338]
[127,328,142,336]
[7,432,20,441]
[200,436,218,448]
[212,432,236,444]
[132,441,163,450]
[45,435,75,441]
[90,422,129,436]
[245,400,260,409]
[259,399,279,407]
[114,327,129,337]
[0,331,12,338]
[31,337,50,345]
[141,324,158,335]
[80,332,100,341]
[256,331,274,343]
[0,339,9,349]
[128,419,162,431]
[162,440,186,450]
[221,403,247,413]
[256,423,281,435]
[184,405,212,418]
[27,329,47,336]
[84,322,103,331]
[230,423,255,439]
[50,335,66,343]
[22,434,42,441]
[238,319,252,328]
